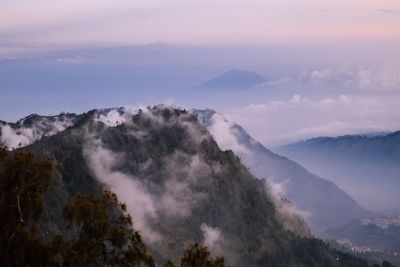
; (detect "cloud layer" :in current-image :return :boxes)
[302,66,400,92]
[0,115,75,149]
[230,94,400,146]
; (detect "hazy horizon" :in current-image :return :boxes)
[1,0,400,146]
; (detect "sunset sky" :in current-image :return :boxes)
[1,0,400,46]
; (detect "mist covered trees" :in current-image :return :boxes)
[0,147,154,266]
[0,147,227,267]
[180,244,227,267]
[0,145,394,267]
[53,191,156,267]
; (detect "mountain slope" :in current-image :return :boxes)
[276,133,400,213]
[0,112,82,149]
[192,69,266,90]
[193,109,370,234]
[17,106,368,267]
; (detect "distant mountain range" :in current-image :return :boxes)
[192,69,266,90]
[276,133,400,213]
[192,109,370,234]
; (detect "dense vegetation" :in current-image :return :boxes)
[0,147,225,267]
[0,106,395,266]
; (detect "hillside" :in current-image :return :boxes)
[193,109,370,234]
[276,133,400,213]
[8,105,369,267]
[0,112,82,149]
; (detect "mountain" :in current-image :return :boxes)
[1,108,371,234]
[0,112,82,149]
[276,133,400,213]
[7,105,370,267]
[192,69,266,90]
[0,108,130,149]
[192,109,370,234]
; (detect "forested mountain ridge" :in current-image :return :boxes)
[1,105,374,266]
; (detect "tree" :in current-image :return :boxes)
[382,261,395,267]
[163,260,177,267]
[180,243,227,267]
[0,147,155,267]
[0,147,53,266]
[57,190,155,267]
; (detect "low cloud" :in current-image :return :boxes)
[379,9,400,15]
[94,108,134,127]
[302,66,400,92]
[159,152,214,218]
[83,139,161,243]
[207,113,251,155]
[0,125,33,149]
[264,180,311,236]
[0,115,75,149]
[254,77,291,88]
[200,223,223,254]
[266,178,311,218]
[56,56,86,64]
[230,94,400,146]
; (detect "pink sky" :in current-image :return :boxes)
[1,0,399,45]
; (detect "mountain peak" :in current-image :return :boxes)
[192,69,266,90]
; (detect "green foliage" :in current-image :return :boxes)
[163,260,177,267]
[180,244,227,267]
[0,147,53,266]
[0,147,156,267]
[56,190,156,267]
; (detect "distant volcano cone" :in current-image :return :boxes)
[192,69,266,90]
